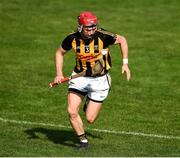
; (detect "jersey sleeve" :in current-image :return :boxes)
[103,33,116,48]
[61,34,74,51]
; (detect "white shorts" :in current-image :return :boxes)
[68,72,111,102]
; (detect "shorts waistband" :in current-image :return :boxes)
[74,68,108,77]
[85,73,108,77]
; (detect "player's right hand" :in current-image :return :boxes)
[54,75,64,84]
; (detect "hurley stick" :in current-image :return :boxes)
[49,59,104,88]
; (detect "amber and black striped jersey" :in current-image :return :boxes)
[61,28,116,76]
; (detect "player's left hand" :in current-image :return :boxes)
[122,64,131,81]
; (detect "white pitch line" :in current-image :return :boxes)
[0,117,180,140]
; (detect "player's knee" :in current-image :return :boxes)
[86,115,95,124]
[67,107,78,119]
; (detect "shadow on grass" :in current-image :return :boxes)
[24,127,102,148]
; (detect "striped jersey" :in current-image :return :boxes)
[61,29,116,76]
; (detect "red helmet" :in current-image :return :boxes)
[78,11,98,27]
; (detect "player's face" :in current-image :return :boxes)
[82,25,97,38]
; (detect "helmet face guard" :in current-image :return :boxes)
[78,11,98,32]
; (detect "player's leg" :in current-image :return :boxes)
[67,91,88,149]
[67,92,84,135]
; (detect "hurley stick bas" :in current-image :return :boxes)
[49,59,104,88]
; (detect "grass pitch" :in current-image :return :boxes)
[0,0,180,156]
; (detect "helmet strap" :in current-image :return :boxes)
[78,25,83,32]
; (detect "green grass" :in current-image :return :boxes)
[0,0,180,156]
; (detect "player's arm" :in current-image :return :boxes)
[54,47,66,84]
[115,35,131,81]
[53,33,73,83]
